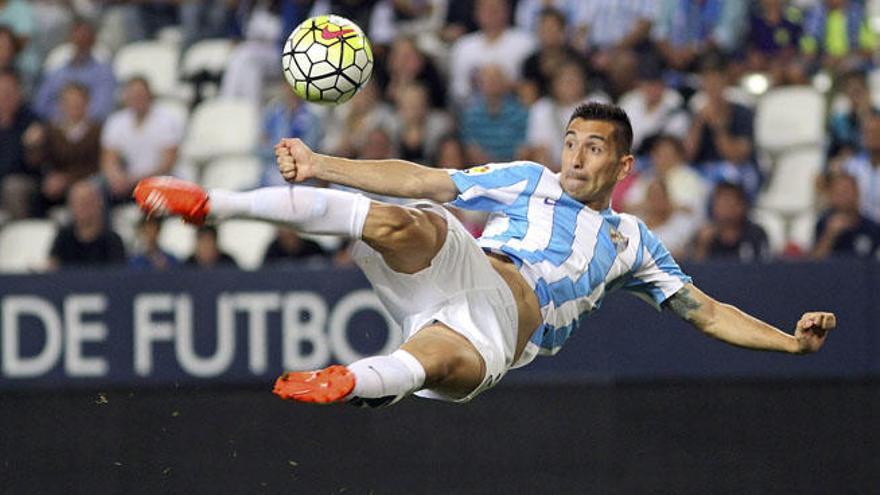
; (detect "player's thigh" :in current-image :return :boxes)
[400,323,486,397]
[361,202,447,274]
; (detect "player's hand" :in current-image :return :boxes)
[793,312,836,354]
[275,138,317,183]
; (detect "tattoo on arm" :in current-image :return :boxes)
[663,287,703,322]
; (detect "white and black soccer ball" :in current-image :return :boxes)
[281,15,374,105]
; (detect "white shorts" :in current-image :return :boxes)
[351,202,519,402]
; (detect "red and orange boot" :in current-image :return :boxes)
[273,365,356,404]
[133,176,210,225]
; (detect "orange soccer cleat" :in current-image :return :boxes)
[273,365,356,404]
[133,176,210,225]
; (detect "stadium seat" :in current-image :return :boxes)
[756,147,824,217]
[0,220,58,273]
[158,218,197,261]
[218,220,276,270]
[181,39,233,79]
[789,210,817,252]
[755,86,825,155]
[112,204,144,252]
[180,98,259,163]
[750,209,786,255]
[113,41,180,97]
[43,42,112,73]
[201,156,263,191]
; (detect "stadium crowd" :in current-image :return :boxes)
[0,0,879,272]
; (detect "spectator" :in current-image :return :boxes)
[128,215,178,271]
[33,18,116,123]
[828,69,876,159]
[380,36,446,108]
[0,0,37,90]
[573,0,657,74]
[100,77,184,202]
[744,0,805,78]
[259,85,322,186]
[48,179,126,269]
[180,0,234,51]
[653,0,748,72]
[262,226,328,266]
[0,69,41,219]
[692,182,770,262]
[514,0,581,33]
[0,24,20,74]
[220,1,283,102]
[391,82,452,163]
[186,225,238,269]
[459,64,528,164]
[801,0,877,73]
[618,57,690,154]
[638,178,697,260]
[685,55,761,200]
[435,134,467,170]
[618,135,709,222]
[840,111,880,223]
[812,173,880,259]
[448,0,534,105]
[367,0,447,47]
[322,80,396,158]
[520,7,590,104]
[35,83,102,207]
[521,62,609,171]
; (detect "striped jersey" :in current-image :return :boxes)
[447,161,691,356]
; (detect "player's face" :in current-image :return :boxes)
[560,118,633,208]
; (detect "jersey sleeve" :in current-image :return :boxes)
[445,162,542,212]
[623,221,692,310]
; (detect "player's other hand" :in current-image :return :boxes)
[275,138,317,183]
[793,312,836,354]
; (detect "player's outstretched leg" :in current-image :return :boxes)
[133,176,372,238]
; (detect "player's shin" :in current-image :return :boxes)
[208,186,371,238]
[345,350,427,408]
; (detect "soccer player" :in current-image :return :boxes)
[134,102,836,408]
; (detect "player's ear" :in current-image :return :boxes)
[616,154,634,181]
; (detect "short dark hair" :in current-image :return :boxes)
[538,7,566,27]
[712,181,747,203]
[567,101,633,156]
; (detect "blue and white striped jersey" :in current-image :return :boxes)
[447,161,692,356]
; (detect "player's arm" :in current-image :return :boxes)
[276,138,458,203]
[662,283,836,354]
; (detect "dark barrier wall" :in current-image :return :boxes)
[1,381,878,494]
[0,259,878,389]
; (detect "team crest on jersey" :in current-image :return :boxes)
[609,226,629,253]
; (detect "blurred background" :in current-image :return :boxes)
[0,0,879,493]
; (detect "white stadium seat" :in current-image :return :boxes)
[0,220,58,273]
[218,220,276,270]
[750,209,786,255]
[755,86,825,155]
[181,98,259,162]
[114,41,180,97]
[111,204,144,252]
[181,39,234,78]
[789,210,818,252]
[155,98,190,128]
[201,155,263,191]
[756,147,824,216]
[158,219,197,261]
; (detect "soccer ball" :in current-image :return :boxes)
[281,15,374,105]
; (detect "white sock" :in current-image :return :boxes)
[208,186,372,238]
[345,349,426,408]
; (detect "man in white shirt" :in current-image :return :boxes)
[100,77,184,201]
[448,0,535,105]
